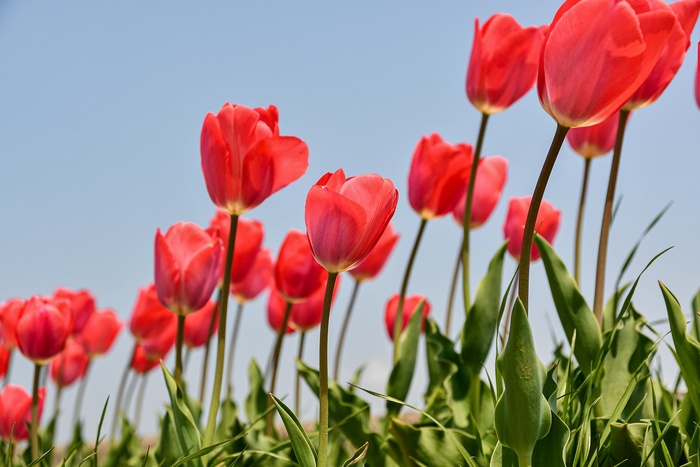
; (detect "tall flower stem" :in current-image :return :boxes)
[30,363,42,461]
[203,213,239,446]
[394,219,427,363]
[199,288,222,405]
[518,124,569,311]
[445,246,461,337]
[174,314,185,386]
[225,301,244,397]
[110,344,136,440]
[574,158,592,285]
[318,272,339,467]
[593,110,630,324]
[266,301,293,436]
[135,374,148,430]
[461,112,490,314]
[333,280,361,381]
[295,331,307,415]
[73,362,92,427]
[2,351,13,387]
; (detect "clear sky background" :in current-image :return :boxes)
[1,1,698,442]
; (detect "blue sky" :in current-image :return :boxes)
[1,1,698,441]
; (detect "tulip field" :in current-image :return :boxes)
[2,1,700,466]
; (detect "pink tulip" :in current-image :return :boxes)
[290,276,342,332]
[74,308,123,358]
[566,112,620,158]
[231,248,274,303]
[384,294,431,341]
[503,196,561,261]
[129,284,177,344]
[49,339,89,388]
[207,210,264,283]
[53,287,95,335]
[267,290,296,335]
[0,298,23,350]
[349,223,400,282]
[0,385,45,441]
[15,296,72,364]
[183,300,218,348]
[274,229,327,302]
[452,156,508,229]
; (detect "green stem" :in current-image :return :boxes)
[318,272,339,467]
[267,301,293,436]
[203,213,239,446]
[175,314,185,386]
[135,374,148,430]
[501,271,519,345]
[445,246,461,337]
[72,361,91,427]
[394,219,428,363]
[295,331,306,415]
[124,367,139,416]
[593,110,630,324]
[333,280,361,381]
[110,344,136,440]
[518,124,569,312]
[199,287,222,405]
[2,350,13,388]
[574,158,592,286]
[30,363,41,461]
[225,301,244,397]
[461,112,490,314]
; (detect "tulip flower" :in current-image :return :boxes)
[15,296,72,365]
[0,298,23,351]
[154,221,223,317]
[348,223,400,283]
[129,284,177,344]
[466,13,545,114]
[50,339,89,388]
[503,196,561,261]
[200,103,309,216]
[53,287,95,335]
[184,300,218,348]
[74,308,123,358]
[0,385,45,442]
[384,294,432,341]
[290,276,341,332]
[0,348,9,381]
[452,156,508,229]
[566,113,619,159]
[267,290,296,335]
[130,344,162,375]
[231,248,273,304]
[407,133,472,220]
[274,229,327,302]
[207,210,264,283]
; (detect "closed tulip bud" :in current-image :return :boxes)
[16,296,72,364]
[290,276,342,332]
[129,284,177,344]
[200,103,309,215]
[452,156,509,229]
[305,169,399,273]
[503,196,561,261]
[0,385,45,441]
[566,112,620,159]
[53,287,95,335]
[131,344,162,375]
[154,222,223,316]
[267,290,296,335]
[349,223,400,282]
[0,298,24,350]
[231,248,274,304]
[183,300,218,348]
[275,229,327,302]
[207,210,264,283]
[466,14,546,114]
[384,294,431,341]
[50,339,89,388]
[408,134,473,220]
[74,308,123,358]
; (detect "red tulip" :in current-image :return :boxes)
[452,156,508,229]
[53,287,95,335]
[131,344,162,375]
[305,169,399,273]
[466,14,546,114]
[503,196,561,261]
[231,248,274,303]
[49,339,89,388]
[624,0,700,110]
[140,325,177,363]
[384,294,431,341]
[566,112,620,158]
[0,385,45,441]
[129,284,177,344]
[200,103,309,215]
[407,133,472,220]
[15,296,72,364]
[267,290,296,335]
[154,221,223,316]
[74,308,123,358]
[290,276,342,332]
[349,223,400,282]
[0,348,9,380]
[183,300,218,348]
[274,229,327,302]
[0,298,23,350]
[538,0,676,128]
[207,210,264,283]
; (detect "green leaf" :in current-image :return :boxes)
[160,362,202,467]
[245,359,269,428]
[494,299,551,467]
[388,419,475,467]
[342,442,368,467]
[385,303,424,418]
[691,289,700,342]
[535,235,602,375]
[270,394,317,467]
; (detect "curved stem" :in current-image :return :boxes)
[445,246,461,337]
[295,331,307,415]
[30,363,41,461]
[203,213,239,446]
[318,272,339,467]
[199,287,222,405]
[333,280,361,381]
[175,314,185,386]
[72,361,91,427]
[574,158,592,286]
[110,343,136,440]
[394,219,428,363]
[461,112,490,314]
[225,301,244,398]
[518,124,569,312]
[266,301,293,436]
[593,110,630,324]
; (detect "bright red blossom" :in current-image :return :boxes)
[305,169,399,273]
[15,296,72,364]
[452,156,509,229]
[53,287,95,335]
[267,290,296,335]
[289,276,342,332]
[183,300,218,348]
[129,284,177,344]
[466,14,546,114]
[0,385,45,441]
[231,248,274,304]
[0,298,23,350]
[274,229,327,302]
[207,210,264,284]
[200,103,309,215]
[384,294,432,341]
[131,344,163,375]
[74,308,123,358]
[566,112,620,158]
[50,339,89,388]
[503,196,562,261]
[349,223,400,282]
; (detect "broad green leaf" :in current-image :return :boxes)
[531,412,568,467]
[691,289,700,342]
[154,412,179,466]
[245,359,268,428]
[388,419,475,467]
[461,242,507,370]
[270,394,317,467]
[342,442,368,466]
[602,283,630,335]
[535,235,601,375]
[160,363,202,467]
[494,299,551,467]
[385,303,424,418]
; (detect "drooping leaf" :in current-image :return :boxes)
[342,442,368,467]
[160,363,202,467]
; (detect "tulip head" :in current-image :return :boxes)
[53,287,96,335]
[74,308,123,358]
[183,300,218,348]
[0,385,45,441]
[290,276,341,332]
[384,294,432,341]
[274,229,327,302]
[566,112,620,159]
[15,296,72,365]
[503,196,561,261]
[50,339,90,388]
[129,284,177,343]
[452,156,509,229]
[207,210,264,283]
[349,223,400,282]
[0,298,24,350]
[231,248,274,304]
